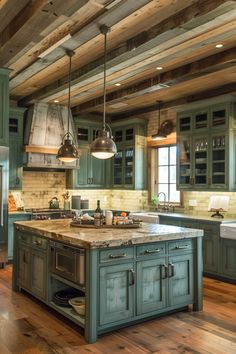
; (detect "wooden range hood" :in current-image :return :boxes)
[23,102,79,169]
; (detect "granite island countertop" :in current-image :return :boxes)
[14,219,203,249]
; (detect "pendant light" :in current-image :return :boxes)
[152,100,173,141]
[57,50,79,163]
[90,25,117,159]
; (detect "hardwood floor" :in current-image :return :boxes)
[0,266,236,354]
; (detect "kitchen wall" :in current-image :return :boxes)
[11,171,148,211]
[10,108,236,215]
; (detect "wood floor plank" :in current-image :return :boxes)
[1,266,236,353]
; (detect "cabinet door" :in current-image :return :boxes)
[90,155,106,187]
[0,69,9,146]
[99,263,134,326]
[221,239,236,280]
[137,257,166,315]
[177,136,192,189]
[8,215,31,260]
[159,216,181,227]
[31,249,47,300]
[113,149,123,186]
[18,244,30,289]
[124,147,134,186]
[200,223,219,274]
[9,137,23,189]
[193,135,208,188]
[168,253,193,307]
[76,146,90,186]
[210,133,227,189]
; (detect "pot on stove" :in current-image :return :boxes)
[49,197,60,209]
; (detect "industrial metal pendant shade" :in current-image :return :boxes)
[91,25,117,159]
[152,101,173,141]
[57,50,79,163]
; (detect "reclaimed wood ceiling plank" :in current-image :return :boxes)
[16,1,236,106]
[8,0,151,90]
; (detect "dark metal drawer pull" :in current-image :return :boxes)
[109,253,127,259]
[129,269,136,285]
[175,245,189,249]
[161,264,168,279]
[145,248,161,254]
[168,263,175,277]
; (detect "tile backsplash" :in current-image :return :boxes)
[10,171,148,211]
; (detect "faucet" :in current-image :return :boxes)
[157,192,167,210]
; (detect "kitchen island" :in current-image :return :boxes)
[13,219,203,343]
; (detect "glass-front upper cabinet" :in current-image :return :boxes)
[210,133,227,188]
[177,136,192,188]
[124,148,134,185]
[210,105,227,129]
[113,150,123,185]
[193,136,208,187]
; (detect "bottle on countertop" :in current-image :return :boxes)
[94,200,103,226]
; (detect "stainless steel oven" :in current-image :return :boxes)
[50,241,85,286]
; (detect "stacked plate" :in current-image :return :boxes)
[53,288,84,307]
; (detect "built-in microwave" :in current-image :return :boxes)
[50,241,85,286]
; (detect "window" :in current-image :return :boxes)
[156,146,180,203]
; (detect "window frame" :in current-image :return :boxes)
[151,144,182,205]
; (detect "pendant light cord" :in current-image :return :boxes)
[66,50,74,136]
[103,29,107,131]
[157,100,162,129]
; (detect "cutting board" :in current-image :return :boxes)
[8,194,17,211]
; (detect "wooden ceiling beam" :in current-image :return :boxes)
[0,0,88,66]
[9,0,150,90]
[110,83,236,120]
[16,0,236,106]
[0,0,29,33]
[71,47,236,113]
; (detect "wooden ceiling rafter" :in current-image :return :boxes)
[16,0,236,107]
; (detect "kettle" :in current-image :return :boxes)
[49,197,60,209]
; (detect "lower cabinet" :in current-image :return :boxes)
[99,262,135,325]
[8,213,31,260]
[159,215,236,283]
[136,257,166,315]
[17,233,47,300]
[98,239,195,328]
[221,239,236,280]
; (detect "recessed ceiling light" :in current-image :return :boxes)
[115,83,121,86]
[54,99,59,103]
[156,66,163,70]
[215,43,223,48]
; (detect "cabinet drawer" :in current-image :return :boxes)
[181,221,198,229]
[99,247,134,263]
[17,232,30,244]
[31,236,48,250]
[199,223,219,237]
[136,243,166,257]
[168,239,193,253]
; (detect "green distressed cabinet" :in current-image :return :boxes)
[9,108,26,189]
[99,262,135,325]
[13,227,202,344]
[0,68,10,146]
[136,256,166,315]
[66,119,110,189]
[8,213,31,260]
[176,96,236,191]
[112,118,147,189]
[159,214,236,283]
[16,232,48,301]
[221,239,236,280]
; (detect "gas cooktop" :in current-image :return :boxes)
[25,208,65,213]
